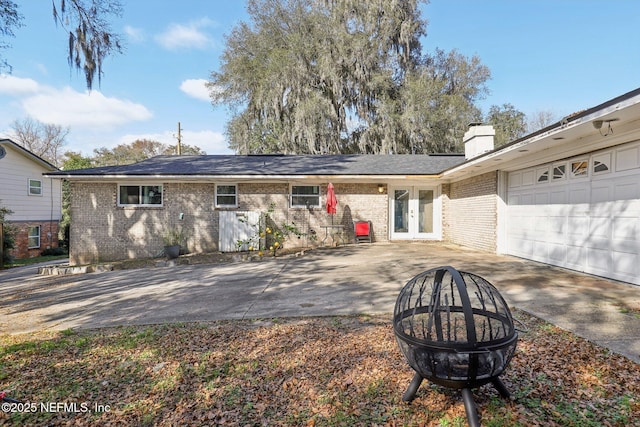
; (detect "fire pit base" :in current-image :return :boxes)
[393,266,519,427]
[402,371,511,427]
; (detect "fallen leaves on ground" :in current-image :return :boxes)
[0,310,638,426]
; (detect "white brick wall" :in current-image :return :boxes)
[69,181,389,265]
[443,172,498,252]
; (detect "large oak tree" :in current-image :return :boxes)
[209,0,491,154]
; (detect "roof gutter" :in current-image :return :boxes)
[45,173,444,181]
[1,138,59,171]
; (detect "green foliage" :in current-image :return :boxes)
[237,203,306,256]
[59,152,96,248]
[485,103,527,147]
[92,139,205,167]
[0,0,23,71]
[5,253,67,268]
[162,227,186,247]
[210,0,490,155]
[41,247,66,256]
[0,201,15,265]
[62,151,94,170]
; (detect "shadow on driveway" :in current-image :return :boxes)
[1,242,639,363]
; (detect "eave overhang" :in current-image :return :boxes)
[46,173,444,183]
[442,87,640,181]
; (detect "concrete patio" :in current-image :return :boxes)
[1,242,639,363]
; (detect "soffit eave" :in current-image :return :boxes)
[46,173,445,182]
[441,90,640,181]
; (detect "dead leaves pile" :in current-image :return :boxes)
[1,310,639,426]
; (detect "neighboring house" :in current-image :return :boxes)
[0,139,62,259]
[47,88,640,287]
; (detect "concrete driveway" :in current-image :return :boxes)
[1,242,639,363]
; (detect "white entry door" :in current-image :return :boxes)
[390,186,440,240]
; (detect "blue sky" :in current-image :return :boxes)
[0,1,638,156]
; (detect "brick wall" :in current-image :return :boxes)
[442,172,498,252]
[69,182,218,265]
[237,182,388,247]
[69,181,389,265]
[7,220,59,259]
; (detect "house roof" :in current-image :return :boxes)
[46,154,466,179]
[0,138,59,171]
[43,87,640,183]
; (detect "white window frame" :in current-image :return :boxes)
[215,184,238,208]
[118,184,163,207]
[290,185,320,208]
[28,225,41,249]
[536,167,550,183]
[28,178,42,196]
[592,152,611,175]
[570,160,588,178]
[552,163,566,180]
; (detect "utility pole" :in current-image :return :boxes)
[176,122,182,155]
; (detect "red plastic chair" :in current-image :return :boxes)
[354,220,372,243]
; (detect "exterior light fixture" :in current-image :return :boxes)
[378,184,385,193]
[593,118,619,137]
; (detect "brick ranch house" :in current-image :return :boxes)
[0,139,62,259]
[48,88,640,286]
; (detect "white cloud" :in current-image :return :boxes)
[21,87,152,129]
[124,25,145,42]
[118,129,231,155]
[0,74,40,95]
[155,18,215,50]
[180,79,210,101]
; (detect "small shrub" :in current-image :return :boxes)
[41,247,67,256]
[237,203,306,256]
[1,203,16,265]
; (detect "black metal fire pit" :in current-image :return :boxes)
[393,266,518,427]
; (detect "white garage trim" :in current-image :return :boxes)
[506,140,640,285]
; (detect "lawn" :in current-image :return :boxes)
[4,254,68,268]
[0,310,638,426]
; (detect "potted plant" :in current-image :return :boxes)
[162,227,185,259]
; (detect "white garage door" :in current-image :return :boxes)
[506,141,640,285]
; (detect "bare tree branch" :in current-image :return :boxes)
[10,118,70,167]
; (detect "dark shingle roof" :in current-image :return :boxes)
[49,154,465,177]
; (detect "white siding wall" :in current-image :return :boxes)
[0,144,62,221]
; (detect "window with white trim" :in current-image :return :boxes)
[593,153,611,174]
[28,179,42,196]
[118,185,163,206]
[552,164,566,180]
[291,185,320,208]
[28,226,40,248]
[537,168,549,183]
[571,160,588,177]
[216,184,238,207]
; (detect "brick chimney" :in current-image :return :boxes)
[464,123,495,160]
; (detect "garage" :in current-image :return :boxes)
[506,140,640,285]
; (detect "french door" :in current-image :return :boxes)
[390,186,440,240]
